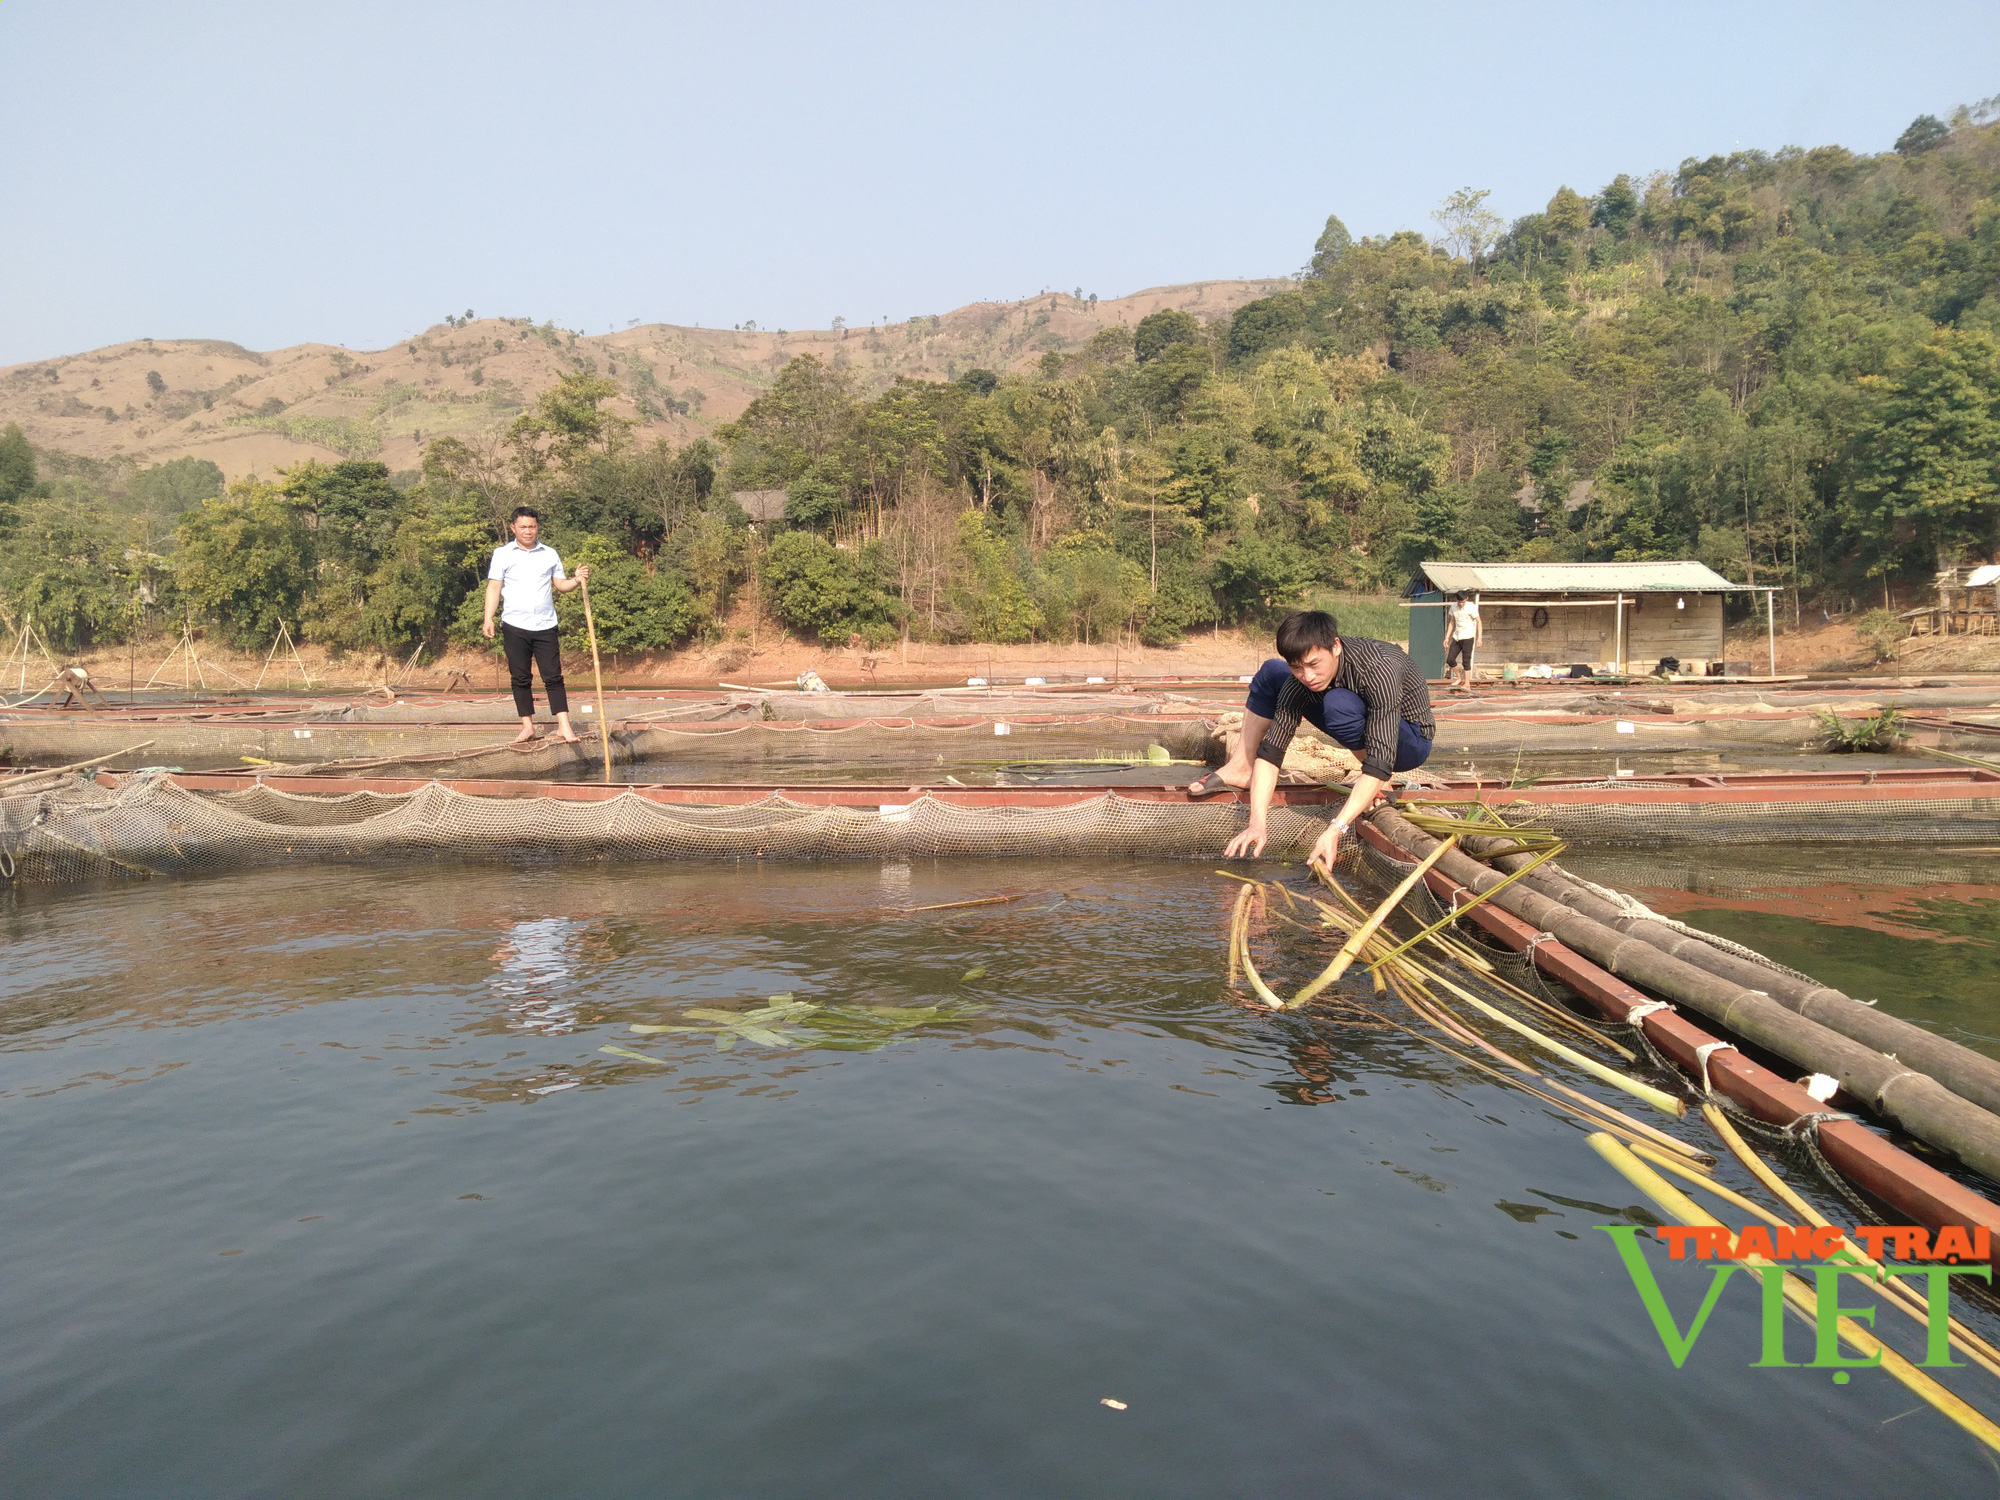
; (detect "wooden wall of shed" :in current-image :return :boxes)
[1472,595,1723,667]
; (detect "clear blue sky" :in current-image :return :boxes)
[2,1,1996,366]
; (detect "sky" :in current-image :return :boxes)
[2,0,1997,366]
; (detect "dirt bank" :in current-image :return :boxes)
[34,625,1274,697]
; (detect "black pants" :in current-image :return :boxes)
[1446,638,1475,670]
[501,623,569,717]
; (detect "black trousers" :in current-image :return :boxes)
[501,623,569,717]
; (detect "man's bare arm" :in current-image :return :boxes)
[1222,758,1282,858]
[481,579,502,638]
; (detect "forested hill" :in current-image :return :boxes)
[0,280,1284,480]
[4,105,1999,660]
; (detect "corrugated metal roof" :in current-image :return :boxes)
[1966,563,2000,588]
[1420,560,1748,594]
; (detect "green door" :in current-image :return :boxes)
[1407,591,1445,679]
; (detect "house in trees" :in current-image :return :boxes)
[1416,561,1749,676]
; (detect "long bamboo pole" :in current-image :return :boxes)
[578,577,612,784]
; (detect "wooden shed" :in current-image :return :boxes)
[1417,561,1749,676]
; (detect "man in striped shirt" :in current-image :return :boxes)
[1193,609,1435,874]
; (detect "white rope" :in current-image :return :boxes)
[1693,1040,1737,1094]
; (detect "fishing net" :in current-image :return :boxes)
[4,765,1999,888]
[0,771,1327,886]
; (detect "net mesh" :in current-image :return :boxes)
[4,771,1999,888]
[0,772,1327,885]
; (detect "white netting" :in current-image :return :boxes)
[0,772,1326,885]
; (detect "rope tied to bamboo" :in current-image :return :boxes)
[1692,1039,1736,1094]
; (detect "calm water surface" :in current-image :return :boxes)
[5,860,2000,1497]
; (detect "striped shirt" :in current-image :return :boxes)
[1256,636,1435,781]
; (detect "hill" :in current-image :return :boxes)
[0,279,1286,481]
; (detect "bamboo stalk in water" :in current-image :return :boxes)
[1289,837,1458,1007]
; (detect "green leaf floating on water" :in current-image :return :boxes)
[628,998,821,1050]
[961,967,986,982]
[599,1044,671,1066]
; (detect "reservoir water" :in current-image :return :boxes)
[6,859,2000,1496]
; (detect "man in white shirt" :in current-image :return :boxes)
[1443,591,1480,692]
[482,507,592,743]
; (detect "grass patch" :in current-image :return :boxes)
[1307,590,1406,645]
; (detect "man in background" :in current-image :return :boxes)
[482,507,591,744]
[1444,591,1481,692]
[1189,609,1434,876]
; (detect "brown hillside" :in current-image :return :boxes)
[0,279,1286,481]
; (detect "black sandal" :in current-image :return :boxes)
[1187,769,1238,798]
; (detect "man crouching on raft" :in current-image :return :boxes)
[482,506,591,744]
[1190,609,1435,875]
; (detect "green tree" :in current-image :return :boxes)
[128,456,224,516]
[1432,186,1504,259]
[1308,213,1353,276]
[1134,309,1201,363]
[508,371,630,483]
[1,501,123,649]
[174,481,312,648]
[760,530,891,641]
[553,534,703,651]
[1846,328,2000,569]
[0,422,35,518]
[1896,115,1950,156]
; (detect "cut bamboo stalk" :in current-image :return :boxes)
[1399,954,1684,1118]
[1365,844,1566,971]
[1289,837,1457,1007]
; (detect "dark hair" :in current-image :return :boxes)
[510,506,540,523]
[1454,591,1467,603]
[1275,609,1340,662]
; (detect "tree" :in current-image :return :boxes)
[128,456,224,516]
[507,371,630,483]
[145,370,166,396]
[1308,213,1353,276]
[1432,186,1505,260]
[284,460,403,577]
[1896,115,1950,156]
[0,422,35,515]
[1134,309,1200,363]
[718,354,857,489]
[553,534,702,651]
[1,501,122,649]
[174,481,313,647]
[1226,291,1310,362]
[1592,175,1639,238]
[1846,328,2000,569]
[760,530,890,641]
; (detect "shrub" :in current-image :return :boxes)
[1853,608,1906,662]
[760,530,893,642]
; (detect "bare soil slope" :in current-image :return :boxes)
[0,280,1285,481]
